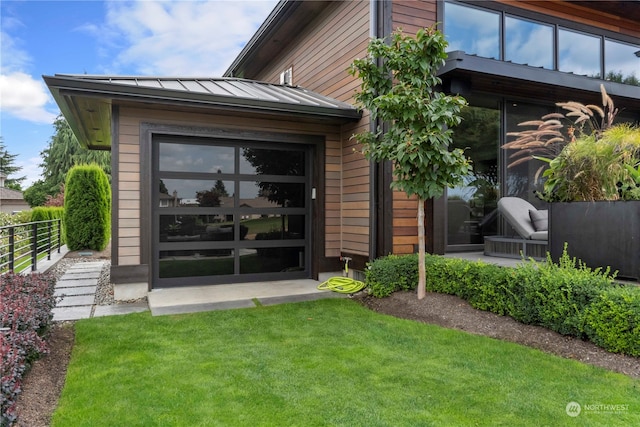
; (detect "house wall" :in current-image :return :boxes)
[113,105,343,275]
[247,0,373,258]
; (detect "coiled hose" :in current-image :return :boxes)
[317,276,366,294]
[317,256,366,294]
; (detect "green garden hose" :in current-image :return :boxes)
[317,256,366,294]
[317,276,366,294]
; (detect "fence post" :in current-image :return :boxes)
[9,226,14,272]
[57,218,61,253]
[32,222,38,272]
[47,220,52,260]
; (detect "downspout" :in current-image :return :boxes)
[368,0,378,261]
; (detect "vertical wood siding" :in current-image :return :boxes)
[115,106,342,266]
[252,0,373,257]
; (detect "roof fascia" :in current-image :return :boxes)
[224,0,296,78]
[440,51,640,102]
[44,75,360,120]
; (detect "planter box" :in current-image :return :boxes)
[549,201,640,280]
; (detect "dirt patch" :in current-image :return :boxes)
[15,323,74,427]
[354,291,640,379]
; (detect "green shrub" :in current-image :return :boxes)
[31,206,64,222]
[365,254,419,297]
[63,164,111,251]
[365,250,638,356]
[584,286,640,356]
[31,206,66,246]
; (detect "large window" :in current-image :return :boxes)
[447,104,500,248]
[153,137,311,287]
[558,28,601,78]
[505,16,553,69]
[444,2,499,59]
[443,0,640,86]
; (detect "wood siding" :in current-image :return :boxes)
[114,106,342,267]
[250,0,373,257]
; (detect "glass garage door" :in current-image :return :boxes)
[153,136,311,287]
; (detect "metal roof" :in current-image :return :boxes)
[43,74,361,150]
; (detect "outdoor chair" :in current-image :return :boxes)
[484,197,548,260]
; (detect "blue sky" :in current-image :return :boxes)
[1,0,278,188]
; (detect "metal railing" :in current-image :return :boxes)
[0,219,62,275]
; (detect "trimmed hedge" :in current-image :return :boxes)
[64,164,111,251]
[1,273,58,426]
[365,250,640,356]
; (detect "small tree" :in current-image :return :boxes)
[64,164,111,251]
[349,26,470,299]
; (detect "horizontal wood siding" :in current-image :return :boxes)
[252,0,373,257]
[115,106,343,267]
[388,1,438,254]
[392,0,437,35]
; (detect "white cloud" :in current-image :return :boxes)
[16,156,43,189]
[97,0,278,76]
[0,72,57,124]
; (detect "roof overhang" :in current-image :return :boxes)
[224,0,332,79]
[439,51,640,112]
[43,74,361,150]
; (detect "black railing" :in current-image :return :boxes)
[0,219,62,275]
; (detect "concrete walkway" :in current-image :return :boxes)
[52,261,148,321]
[147,278,346,316]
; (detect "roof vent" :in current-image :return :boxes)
[280,67,293,86]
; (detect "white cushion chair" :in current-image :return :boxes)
[484,197,549,260]
[497,197,548,241]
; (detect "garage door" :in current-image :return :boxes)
[152,135,311,287]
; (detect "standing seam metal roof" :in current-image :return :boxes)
[53,75,359,112]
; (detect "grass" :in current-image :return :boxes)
[52,299,639,426]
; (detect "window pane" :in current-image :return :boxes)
[160,215,236,242]
[240,247,305,274]
[159,143,234,173]
[242,215,305,241]
[240,148,305,176]
[559,29,601,78]
[158,179,234,208]
[447,106,500,245]
[505,16,553,69]
[159,249,234,278]
[605,39,640,86]
[239,181,305,208]
[504,102,555,208]
[444,1,500,59]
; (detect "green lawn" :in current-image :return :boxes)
[52,299,639,426]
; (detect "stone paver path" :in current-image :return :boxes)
[52,261,148,321]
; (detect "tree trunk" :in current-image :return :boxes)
[417,198,426,299]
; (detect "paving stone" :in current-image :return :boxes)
[93,303,149,317]
[53,305,92,321]
[68,261,105,269]
[57,295,95,307]
[61,270,101,280]
[54,285,97,297]
[56,278,99,288]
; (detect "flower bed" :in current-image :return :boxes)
[1,273,57,426]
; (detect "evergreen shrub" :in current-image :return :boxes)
[63,164,111,251]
